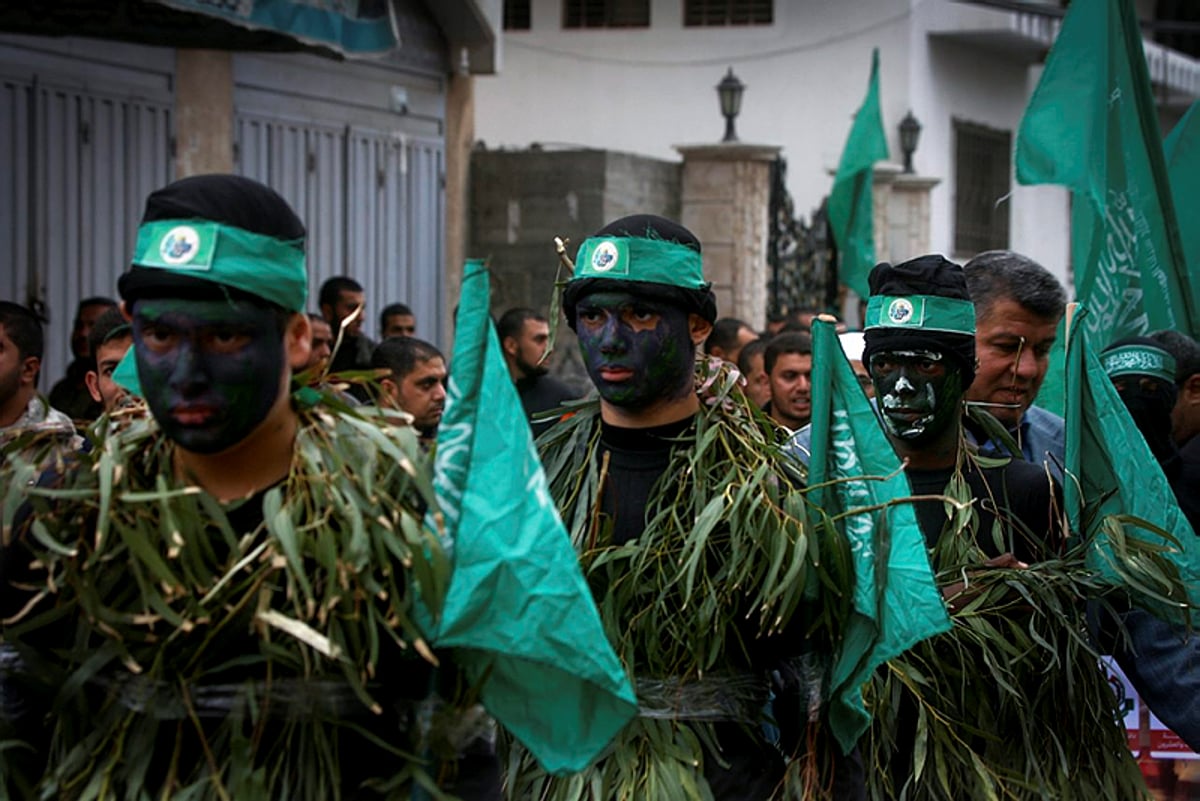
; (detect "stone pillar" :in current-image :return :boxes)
[674,144,781,330]
[174,50,234,177]
[839,164,941,326]
[878,166,940,264]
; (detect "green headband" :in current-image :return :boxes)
[864,294,976,335]
[573,236,709,291]
[1102,344,1177,383]
[132,219,308,312]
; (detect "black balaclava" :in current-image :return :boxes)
[1103,336,1179,466]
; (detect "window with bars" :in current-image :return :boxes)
[563,0,650,28]
[684,0,773,26]
[953,119,1011,255]
[504,0,531,30]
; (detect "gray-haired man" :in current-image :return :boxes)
[962,250,1066,476]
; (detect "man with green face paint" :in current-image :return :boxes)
[0,174,503,799]
[508,214,865,800]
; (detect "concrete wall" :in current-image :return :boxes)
[470,147,680,313]
[469,147,680,387]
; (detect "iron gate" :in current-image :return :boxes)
[767,157,838,318]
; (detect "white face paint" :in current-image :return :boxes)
[880,381,938,438]
[870,349,958,441]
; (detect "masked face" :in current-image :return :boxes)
[132,297,287,454]
[1112,375,1177,463]
[870,349,964,443]
[575,291,695,409]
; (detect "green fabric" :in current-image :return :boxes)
[1165,99,1200,279]
[1031,321,1068,418]
[1101,343,1177,383]
[427,259,637,774]
[152,0,398,56]
[572,236,708,290]
[133,219,308,312]
[1064,307,1200,623]
[827,48,889,299]
[111,347,143,397]
[862,294,976,335]
[806,317,950,755]
[1016,0,1196,351]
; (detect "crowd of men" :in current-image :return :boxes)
[1,173,1198,799]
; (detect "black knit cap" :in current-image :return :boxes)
[562,214,718,326]
[861,255,976,386]
[118,174,305,308]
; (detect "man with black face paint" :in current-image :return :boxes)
[512,214,865,801]
[0,175,502,799]
[861,257,1084,797]
[862,256,1061,563]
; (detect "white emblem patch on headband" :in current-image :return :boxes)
[887,298,915,325]
[591,240,620,273]
[159,226,203,267]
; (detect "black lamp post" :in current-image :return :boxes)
[899,110,922,173]
[717,67,745,143]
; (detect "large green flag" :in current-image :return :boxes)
[1016,0,1196,352]
[806,317,950,754]
[1063,306,1200,621]
[828,48,889,300]
[428,259,637,773]
[1165,99,1200,277]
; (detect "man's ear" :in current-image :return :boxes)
[1183,373,1200,404]
[120,302,134,322]
[284,312,312,370]
[85,370,102,403]
[688,314,713,346]
[19,355,39,387]
[379,377,400,408]
[502,335,519,358]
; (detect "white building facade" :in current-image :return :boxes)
[474,0,1198,294]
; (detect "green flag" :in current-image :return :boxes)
[806,317,950,753]
[1016,0,1196,351]
[828,48,889,299]
[1063,306,1200,621]
[429,259,637,773]
[1165,99,1200,279]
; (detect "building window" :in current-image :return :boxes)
[684,0,773,26]
[504,0,531,30]
[954,119,1011,255]
[564,0,650,28]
